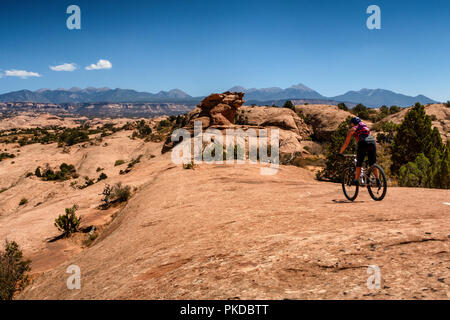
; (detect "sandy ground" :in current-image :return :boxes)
[0,128,448,300]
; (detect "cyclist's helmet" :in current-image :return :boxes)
[350,117,361,125]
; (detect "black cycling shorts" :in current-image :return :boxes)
[356,137,377,167]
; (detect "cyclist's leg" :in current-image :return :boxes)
[367,142,379,178]
[355,141,366,181]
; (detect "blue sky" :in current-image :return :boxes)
[1,0,449,101]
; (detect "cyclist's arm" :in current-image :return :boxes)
[339,128,355,154]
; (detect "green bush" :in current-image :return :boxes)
[54,205,82,237]
[127,155,142,168]
[391,103,440,174]
[0,153,15,162]
[234,112,249,125]
[389,105,401,114]
[97,172,108,182]
[399,153,431,187]
[0,240,31,300]
[351,104,370,120]
[337,103,348,111]
[58,128,89,146]
[157,119,171,130]
[111,182,131,203]
[132,120,153,139]
[183,162,195,170]
[316,117,356,182]
[19,198,27,206]
[38,163,77,181]
[79,177,95,189]
[114,159,125,166]
[282,100,295,111]
[392,103,449,189]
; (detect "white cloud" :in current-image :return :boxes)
[85,59,112,70]
[5,70,41,79]
[50,63,77,72]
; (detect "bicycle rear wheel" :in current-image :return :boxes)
[342,167,359,201]
[367,164,387,201]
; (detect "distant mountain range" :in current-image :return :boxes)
[0,84,437,107]
[0,87,196,104]
[232,84,436,107]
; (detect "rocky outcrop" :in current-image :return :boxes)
[162,93,313,161]
[294,104,354,141]
[237,106,311,139]
[185,91,245,128]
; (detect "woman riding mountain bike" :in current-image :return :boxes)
[339,117,381,187]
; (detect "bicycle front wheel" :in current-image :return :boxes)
[367,164,387,201]
[342,166,359,201]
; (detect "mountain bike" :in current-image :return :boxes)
[340,154,387,201]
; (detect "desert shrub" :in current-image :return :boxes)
[398,153,431,187]
[0,240,31,300]
[18,137,30,146]
[351,104,370,120]
[97,173,108,182]
[379,105,388,114]
[114,159,125,166]
[0,153,15,162]
[25,172,33,178]
[19,198,27,206]
[378,121,399,133]
[444,101,450,108]
[58,128,89,146]
[234,112,249,125]
[128,155,142,168]
[282,100,295,111]
[132,120,152,139]
[337,103,348,111]
[146,132,165,142]
[183,161,195,170]
[374,121,399,145]
[157,119,171,130]
[79,177,95,189]
[398,145,449,189]
[54,205,81,237]
[111,182,131,203]
[39,163,77,181]
[316,117,356,182]
[96,167,104,172]
[172,115,188,129]
[389,105,401,114]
